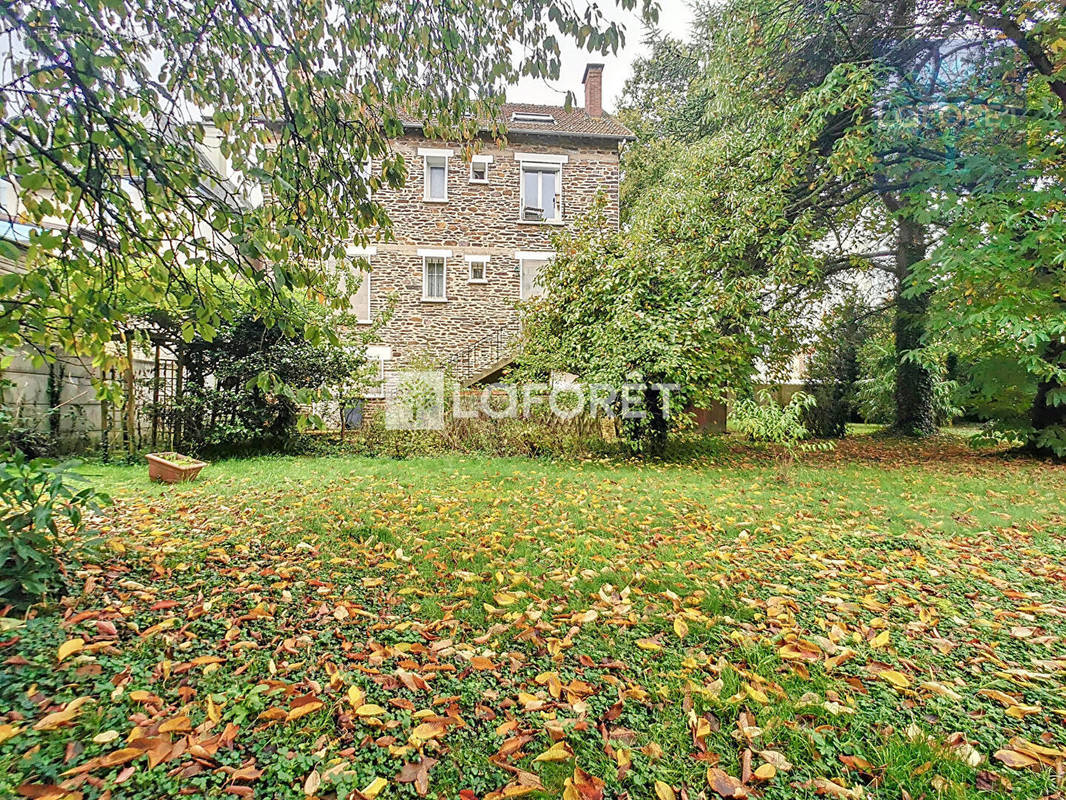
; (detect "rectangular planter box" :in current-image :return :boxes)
[146,452,208,484]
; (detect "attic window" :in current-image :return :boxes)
[510,112,555,124]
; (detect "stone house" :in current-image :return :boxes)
[347,63,634,395]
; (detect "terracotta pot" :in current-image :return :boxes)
[146,452,208,484]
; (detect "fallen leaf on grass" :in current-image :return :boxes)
[707,767,746,798]
[563,767,604,800]
[396,757,437,797]
[361,777,388,799]
[533,741,574,762]
[994,749,1039,769]
[57,638,84,663]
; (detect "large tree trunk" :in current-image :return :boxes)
[892,216,937,437]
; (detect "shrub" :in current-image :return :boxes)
[854,314,964,426]
[174,315,364,456]
[731,390,833,478]
[802,297,867,438]
[0,453,105,604]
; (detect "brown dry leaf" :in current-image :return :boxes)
[758,750,792,772]
[994,749,1039,769]
[707,767,746,798]
[303,768,321,796]
[396,757,437,797]
[810,777,864,798]
[563,767,605,800]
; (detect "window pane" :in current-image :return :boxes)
[429,164,446,198]
[470,262,484,280]
[523,168,539,216]
[540,171,557,219]
[425,258,445,298]
[351,268,370,321]
[522,259,547,299]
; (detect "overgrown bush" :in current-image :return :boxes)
[855,314,964,427]
[0,453,105,605]
[802,298,867,438]
[301,402,614,460]
[174,315,364,456]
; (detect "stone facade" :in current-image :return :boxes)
[352,129,625,392]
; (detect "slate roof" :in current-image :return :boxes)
[399,102,634,142]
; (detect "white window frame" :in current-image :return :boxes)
[515,154,567,224]
[469,154,492,184]
[418,248,451,302]
[419,147,452,202]
[515,250,553,300]
[464,254,489,284]
[363,345,391,399]
[346,245,376,324]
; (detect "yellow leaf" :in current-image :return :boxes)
[347,685,366,708]
[494,592,518,607]
[877,670,911,689]
[33,697,92,731]
[361,777,388,799]
[57,638,84,663]
[654,779,676,800]
[409,722,445,744]
[0,723,22,744]
[673,616,689,639]
[745,683,769,704]
[870,630,890,649]
[636,638,662,651]
[754,763,776,780]
[207,695,222,723]
[356,703,387,717]
[534,740,574,762]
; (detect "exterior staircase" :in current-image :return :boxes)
[447,320,521,387]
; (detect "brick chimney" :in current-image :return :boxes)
[582,63,604,118]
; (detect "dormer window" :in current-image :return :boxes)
[511,112,556,124]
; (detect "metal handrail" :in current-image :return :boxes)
[447,320,521,383]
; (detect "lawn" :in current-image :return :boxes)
[2,437,1065,800]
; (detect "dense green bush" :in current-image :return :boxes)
[854,312,964,428]
[0,453,105,605]
[802,298,867,438]
[174,315,364,456]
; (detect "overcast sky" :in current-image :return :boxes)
[506,0,695,112]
